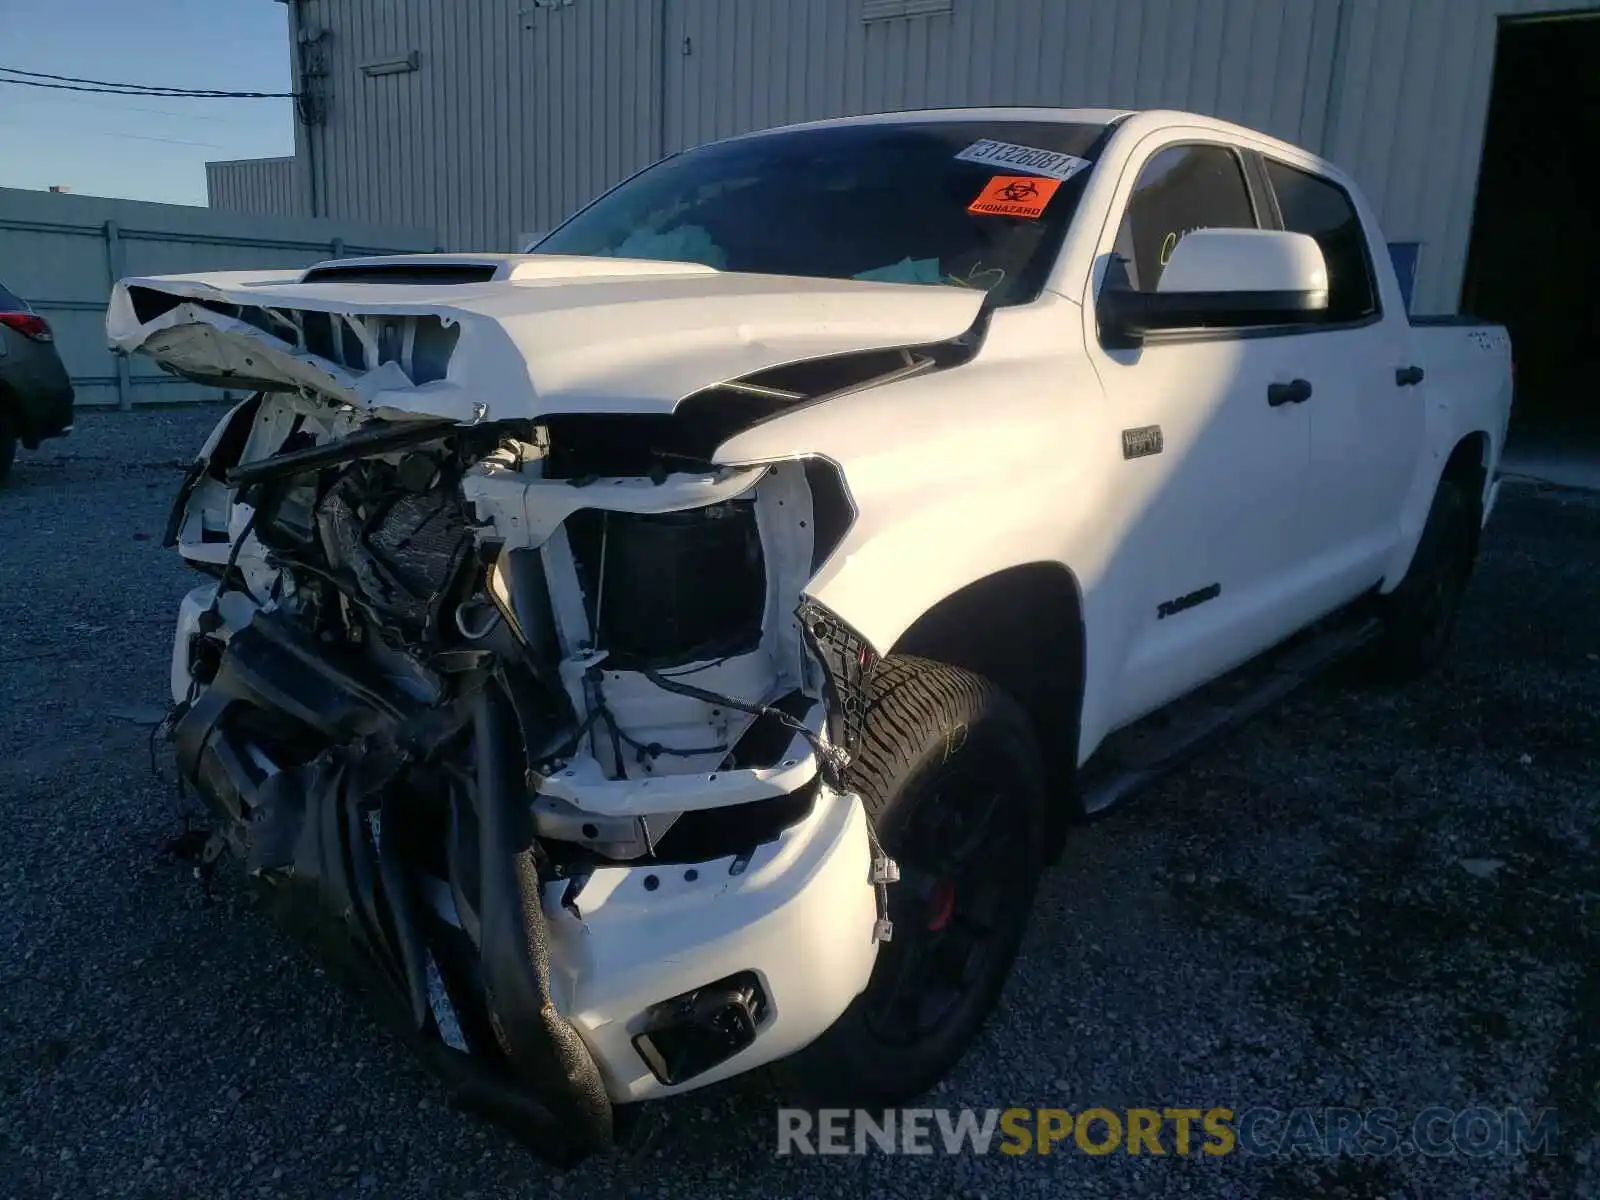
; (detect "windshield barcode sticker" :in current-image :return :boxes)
[955,139,1092,182]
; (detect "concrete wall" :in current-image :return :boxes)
[0,186,436,408]
[218,0,1600,313]
[206,156,306,219]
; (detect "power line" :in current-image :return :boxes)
[0,64,297,97]
[0,117,227,149]
[14,90,242,123]
[0,66,297,100]
[0,77,297,99]
[0,78,290,98]
[2,66,222,89]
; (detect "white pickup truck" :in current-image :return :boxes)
[110,107,1512,1159]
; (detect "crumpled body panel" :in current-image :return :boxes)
[106,254,984,424]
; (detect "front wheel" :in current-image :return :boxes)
[779,656,1047,1105]
[1371,478,1479,682]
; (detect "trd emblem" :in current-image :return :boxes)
[1122,425,1164,459]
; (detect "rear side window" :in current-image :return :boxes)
[0,280,28,312]
[1112,144,1258,292]
[1263,159,1378,323]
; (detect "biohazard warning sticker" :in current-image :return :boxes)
[968,174,1062,219]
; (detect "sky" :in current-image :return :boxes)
[0,0,296,207]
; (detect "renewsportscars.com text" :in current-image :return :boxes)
[776,1106,1559,1158]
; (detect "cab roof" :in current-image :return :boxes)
[723,106,1134,141]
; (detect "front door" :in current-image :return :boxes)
[1080,138,1315,732]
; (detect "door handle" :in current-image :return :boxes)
[1395,365,1425,387]
[1267,379,1313,407]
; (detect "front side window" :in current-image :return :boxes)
[1111,144,1258,292]
[1263,158,1378,323]
[534,120,1107,308]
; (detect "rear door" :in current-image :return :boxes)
[1080,136,1315,729]
[1255,156,1422,607]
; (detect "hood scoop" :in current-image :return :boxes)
[298,253,722,287]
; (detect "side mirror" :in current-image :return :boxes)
[1098,228,1329,348]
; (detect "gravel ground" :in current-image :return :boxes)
[2,406,1597,1199]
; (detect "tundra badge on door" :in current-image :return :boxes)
[1157,582,1221,620]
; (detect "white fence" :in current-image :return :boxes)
[0,186,437,409]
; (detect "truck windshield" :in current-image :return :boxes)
[533,119,1107,308]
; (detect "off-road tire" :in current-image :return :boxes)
[778,655,1047,1105]
[1371,478,1479,682]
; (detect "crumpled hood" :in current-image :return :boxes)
[106,253,986,424]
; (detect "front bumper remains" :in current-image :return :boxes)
[167,588,879,1160]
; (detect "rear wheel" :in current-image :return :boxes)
[1371,479,1479,681]
[780,656,1047,1104]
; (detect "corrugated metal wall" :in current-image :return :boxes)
[657,0,1341,151]
[1324,0,1596,312]
[508,0,1349,242]
[291,0,525,252]
[248,0,1600,312]
[524,0,661,236]
[206,156,305,218]
[0,186,434,409]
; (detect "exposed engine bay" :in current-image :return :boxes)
[160,383,891,1160]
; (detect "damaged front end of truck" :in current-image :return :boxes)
[111,255,986,1161]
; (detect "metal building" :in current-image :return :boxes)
[214,0,1598,328]
[204,156,302,218]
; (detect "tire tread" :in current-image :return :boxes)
[850,655,1022,824]
[775,655,1045,1105]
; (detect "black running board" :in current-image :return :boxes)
[1076,615,1380,817]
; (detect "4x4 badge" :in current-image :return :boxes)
[1122,425,1164,459]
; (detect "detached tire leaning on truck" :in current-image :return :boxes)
[780,655,1048,1105]
[1372,478,1480,682]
